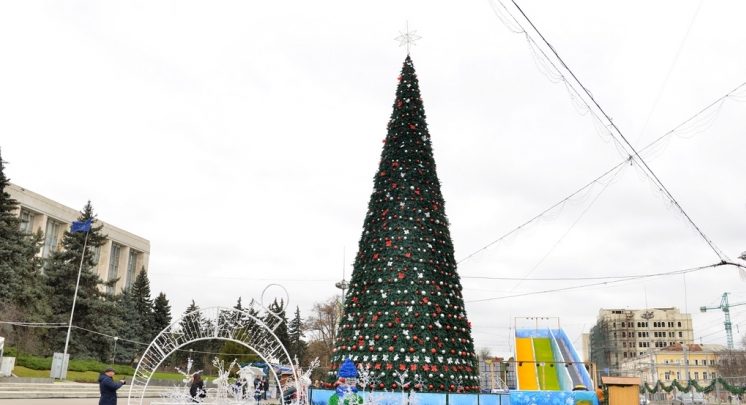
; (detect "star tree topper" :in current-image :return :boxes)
[394,23,422,54]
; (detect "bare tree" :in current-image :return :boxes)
[305,296,340,350]
[304,296,341,380]
[716,343,746,386]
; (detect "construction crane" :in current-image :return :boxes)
[700,292,746,349]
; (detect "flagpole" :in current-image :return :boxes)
[61,227,89,380]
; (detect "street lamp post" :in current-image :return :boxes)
[111,336,119,366]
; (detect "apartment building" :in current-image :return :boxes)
[7,183,150,293]
[589,308,694,376]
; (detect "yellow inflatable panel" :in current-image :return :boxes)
[515,337,538,390]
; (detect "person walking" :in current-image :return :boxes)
[190,373,206,402]
[98,367,126,405]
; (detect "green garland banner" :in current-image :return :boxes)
[640,378,745,395]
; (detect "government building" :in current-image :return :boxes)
[619,343,725,385]
[7,183,150,294]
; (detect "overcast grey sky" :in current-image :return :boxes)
[1,0,745,359]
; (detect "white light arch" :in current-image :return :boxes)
[127,305,299,405]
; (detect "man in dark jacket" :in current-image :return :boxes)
[99,367,126,405]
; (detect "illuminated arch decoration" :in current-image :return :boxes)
[127,296,299,405]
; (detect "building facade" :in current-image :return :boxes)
[619,343,725,385]
[589,308,694,376]
[8,183,150,293]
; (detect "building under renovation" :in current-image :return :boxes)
[589,308,693,377]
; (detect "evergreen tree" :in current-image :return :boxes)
[265,299,290,358]
[288,306,307,364]
[0,149,52,354]
[130,268,155,340]
[44,202,117,360]
[114,287,141,363]
[0,148,23,303]
[152,292,172,335]
[177,300,212,368]
[330,56,479,392]
[0,149,44,308]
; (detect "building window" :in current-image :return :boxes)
[678,322,682,327]
[107,243,121,294]
[126,249,139,288]
[19,209,35,233]
[42,219,62,258]
[679,332,683,337]
[665,372,670,380]
[623,352,627,358]
[703,372,708,380]
[694,372,699,380]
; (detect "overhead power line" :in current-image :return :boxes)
[509,0,726,261]
[486,0,730,262]
[474,0,746,268]
[458,80,746,264]
[466,262,726,303]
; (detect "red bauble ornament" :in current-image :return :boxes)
[388,346,394,352]
[408,347,415,353]
[428,384,434,390]
[392,383,398,389]
[379,383,385,388]
[431,348,437,354]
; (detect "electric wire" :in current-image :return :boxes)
[488,0,728,262]
[508,0,728,262]
[456,159,629,264]
[457,81,746,265]
[509,163,624,292]
[466,262,725,303]
[456,82,746,264]
[634,0,704,145]
[0,322,267,357]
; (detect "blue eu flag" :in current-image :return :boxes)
[70,219,92,233]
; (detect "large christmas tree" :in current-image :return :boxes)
[330,56,479,392]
